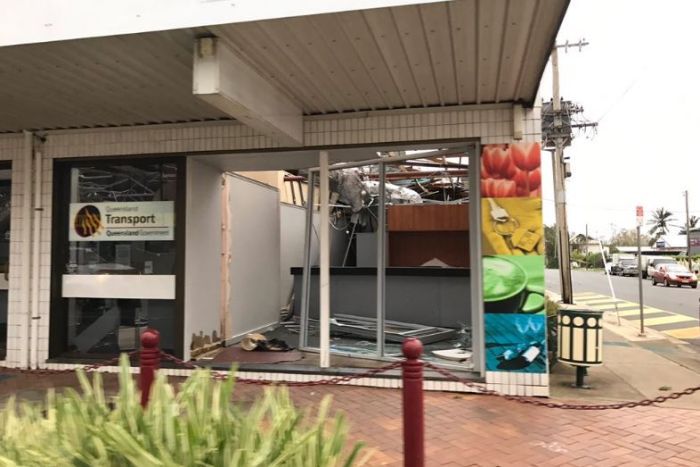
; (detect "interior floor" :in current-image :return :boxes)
[198,323,475,373]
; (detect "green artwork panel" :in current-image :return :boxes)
[483,255,544,314]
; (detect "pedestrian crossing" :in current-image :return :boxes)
[572,292,700,340]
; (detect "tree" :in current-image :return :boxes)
[647,207,676,241]
[609,228,651,247]
[679,215,699,235]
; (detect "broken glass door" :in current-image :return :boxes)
[382,150,474,367]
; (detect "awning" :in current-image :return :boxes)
[0,0,569,135]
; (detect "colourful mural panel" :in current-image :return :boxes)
[483,255,544,314]
[481,143,542,198]
[484,314,547,373]
[481,142,547,374]
[481,198,543,256]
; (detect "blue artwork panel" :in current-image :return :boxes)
[484,314,547,373]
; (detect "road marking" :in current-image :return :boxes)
[625,314,697,326]
[573,292,601,297]
[573,295,607,301]
[665,327,700,339]
[613,308,666,317]
[597,303,648,311]
[570,291,700,341]
[576,298,627,305]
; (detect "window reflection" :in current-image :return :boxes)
[62,162,178,356]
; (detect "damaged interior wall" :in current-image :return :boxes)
[279,203,319,311]
[184,158,223,359]
[237,170,315,207]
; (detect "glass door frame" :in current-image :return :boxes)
[298,143,484,372]
[0,161,11,361]
[48,156,188,360]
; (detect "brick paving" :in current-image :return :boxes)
[1,371,699,466]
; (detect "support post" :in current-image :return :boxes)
[299,171,316,349]
[637,226,645,336]
[19,131,33,369]
[685,190,692,273]
[319,151,330,368]
[376,161,386,357]
[140,329,161,408]
[574,366,587,388]
[402,338,424,467]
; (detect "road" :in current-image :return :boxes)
[546,268,700,319]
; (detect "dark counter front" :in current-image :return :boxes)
[291,267,471,329]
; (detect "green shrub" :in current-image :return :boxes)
[0,356,369,466]
[545,295,559,370]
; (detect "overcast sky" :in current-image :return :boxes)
[538,0,700,241]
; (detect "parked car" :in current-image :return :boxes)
[651,264,698,288]
[644,257,678,280]
[610,259,639,277]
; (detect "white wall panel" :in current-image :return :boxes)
[184,159,223,359]
[227,174,281,342]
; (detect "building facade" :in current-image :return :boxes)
[0,0,569,396]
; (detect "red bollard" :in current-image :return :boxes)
[140,329,160,408]
[402,338,425,467]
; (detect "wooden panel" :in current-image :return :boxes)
[387,204,469,232]
[389,231,470,267]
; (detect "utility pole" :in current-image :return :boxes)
[546,39,592,305]
[685,190,692,272]
[551,46,571,304]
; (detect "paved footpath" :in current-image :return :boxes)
[1,372,699,466]
[273,385,700,466]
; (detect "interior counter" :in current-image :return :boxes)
[291,267,471,329]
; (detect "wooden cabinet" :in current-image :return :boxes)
[387,204,470,267]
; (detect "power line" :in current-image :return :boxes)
[596,67,648,123]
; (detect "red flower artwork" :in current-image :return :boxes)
[481,143,541,198]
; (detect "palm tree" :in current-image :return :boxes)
[679,215,699,234]
[647,207,676,242]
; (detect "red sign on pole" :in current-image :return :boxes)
[636,206,643,226]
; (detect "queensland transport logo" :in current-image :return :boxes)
[73,205,103,238]
[69,201,174,242]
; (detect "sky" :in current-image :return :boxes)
[538,0,700,241]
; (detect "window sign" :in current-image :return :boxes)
[69,201,174,242]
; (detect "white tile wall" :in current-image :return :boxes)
[1,103,547,395]
[39,103,539,159]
